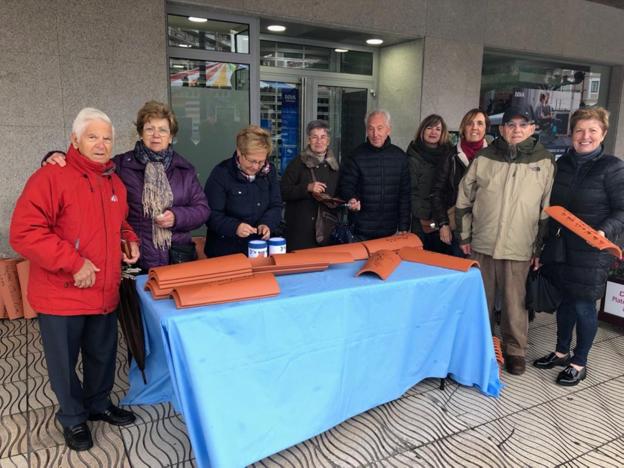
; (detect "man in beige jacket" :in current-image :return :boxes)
[456,106,555,375]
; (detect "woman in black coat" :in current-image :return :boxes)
[281,120,340,250]
[405,114,452,252]
[430,108,489,257]
[204,125,282,257]
[534,107,624,386]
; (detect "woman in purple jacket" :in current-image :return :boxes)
[43,101,210,271]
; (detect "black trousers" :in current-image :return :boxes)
[38,311,117,427]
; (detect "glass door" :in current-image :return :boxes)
[316,85,368,159]
[260,74,371,172]
[260,80,301,174]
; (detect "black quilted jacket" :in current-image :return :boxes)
[337,138,411,239]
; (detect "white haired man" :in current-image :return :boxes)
[337,110,411,240]
[10,108,140,451]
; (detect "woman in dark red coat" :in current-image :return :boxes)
[10,108,140,452]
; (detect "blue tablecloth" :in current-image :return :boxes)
[124,261,501,468]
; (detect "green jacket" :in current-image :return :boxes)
[455,137,555,261]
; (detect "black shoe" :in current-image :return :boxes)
[505,355,526,375]
[63,422,93,451]
[88,405,136,426]
[533,352,571,369]
[556,365,587,386]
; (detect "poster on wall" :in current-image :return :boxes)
[480,54,604,159]
[483,88,580,157]
[279,88,300,174]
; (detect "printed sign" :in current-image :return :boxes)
[279,88,299,174]
[603,280,624,319]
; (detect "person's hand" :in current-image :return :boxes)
[122,241,140,264]
[155,210,175,228]
[236,223,257,238]
[530,256,541,271]
[43,152,67,167]
[598,230,606,237]
[347,198,361,212]
[460,243,472,256]
[73,259,100,288]
[257,224,271,240]
[439,225,452,245]
[307,181,327,194]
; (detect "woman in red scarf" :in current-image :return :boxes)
[430,108,490,256]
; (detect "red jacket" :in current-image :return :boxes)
[9,145,138,315]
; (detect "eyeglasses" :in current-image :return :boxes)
[504,121,532,129]
[241,153,267,166]
[143,126,171,136]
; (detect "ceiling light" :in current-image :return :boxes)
[172,64,184,69]
[267,25,286,32]
[188,17,208,23]
[178,44,192,48]
[334,48,349,53]
[366,38,383,45]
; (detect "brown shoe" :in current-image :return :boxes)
[505,355,526,375]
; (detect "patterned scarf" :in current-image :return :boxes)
[134,140,174,250]
[300,146,339,170]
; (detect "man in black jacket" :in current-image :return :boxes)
[337,110,411,240]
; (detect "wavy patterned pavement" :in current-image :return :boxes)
[1,313,623,467]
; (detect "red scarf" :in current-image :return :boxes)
[460,139,485,162]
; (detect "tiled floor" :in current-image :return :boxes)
[1,313,623,467]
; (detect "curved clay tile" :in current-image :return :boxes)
[144,278,173,299]
[361,233,423,256]
[398,247,479,272]
[546,206,622,258]
[355,249,401,280]
[0,258,24,319]
[16,260,36,319]
[171,273,280,308]
[148,254,252,287]
[294,242,370,260]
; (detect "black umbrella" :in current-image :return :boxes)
[119,269,147,384]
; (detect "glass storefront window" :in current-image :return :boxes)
[168,15,249,53]
[480,52,610,156]
[260,41,373,76]
[170,58,250,180]
[260,81,300,173]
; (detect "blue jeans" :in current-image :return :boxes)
[555,298,598,367]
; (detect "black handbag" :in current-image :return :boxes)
[308,167,342,245]
[525,267,562,314]
[540,228,566,264]
[315,206,339,245]
[169,242,198,264]
[329,206,355,245]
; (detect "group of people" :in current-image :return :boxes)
[8,99,624,452]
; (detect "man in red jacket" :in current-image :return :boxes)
[10,108,140,451]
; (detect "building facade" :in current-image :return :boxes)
[2,0,624,256]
